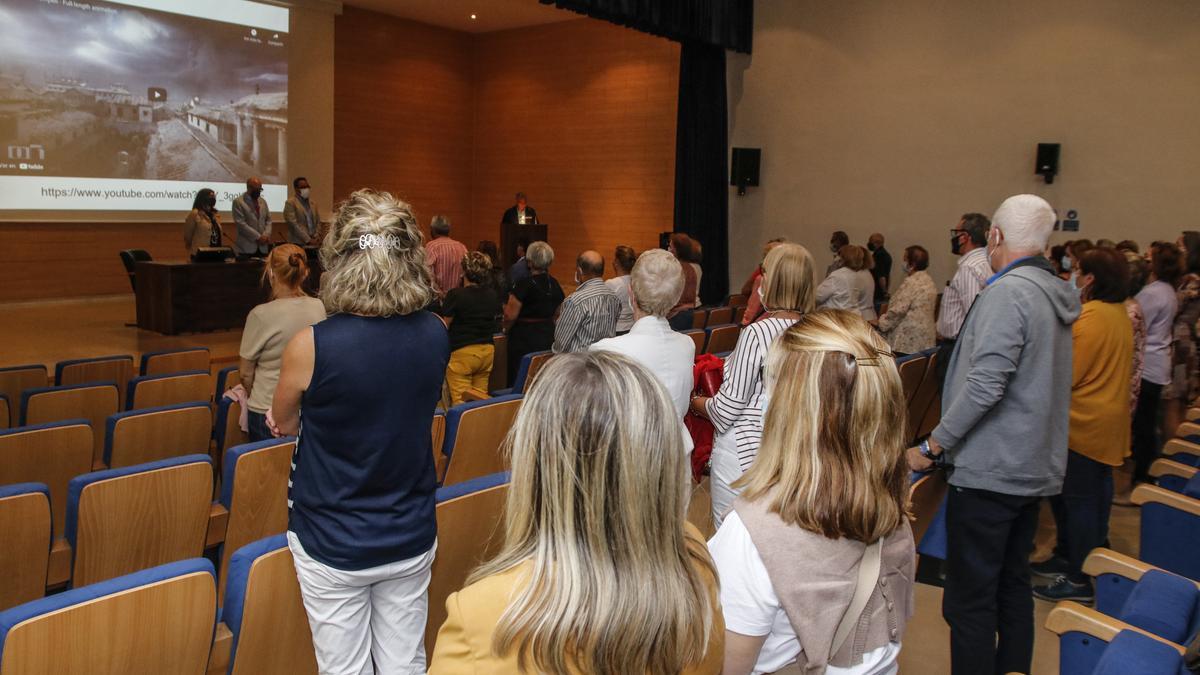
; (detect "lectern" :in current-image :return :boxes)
[500,223,548,269]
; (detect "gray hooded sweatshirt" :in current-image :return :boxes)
[931,256,1081,497]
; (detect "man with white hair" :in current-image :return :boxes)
[908,194,1080,675]
[590,249,695,455]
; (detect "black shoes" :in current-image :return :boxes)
[1030,555,1070,579]
[1033,575,1094,604]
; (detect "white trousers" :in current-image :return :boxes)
[710,430,744,530]
[288,531,437,675]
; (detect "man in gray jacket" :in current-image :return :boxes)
[232,176,271,258]
[908,194,1080,675]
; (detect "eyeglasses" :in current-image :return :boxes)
[950,229,967,236]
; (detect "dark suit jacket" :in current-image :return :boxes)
[501,205,538,225]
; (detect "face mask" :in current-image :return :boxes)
[249,189,262,199]
[298,188,310,199]
[867,243,877,252]
[951,234,962,256]
[987,229,1002,270]
[830,244,839,254]
[757,283,765,304]
[1061,257,1072,272]
[1069,271,1079,290]
[205,195,216,209]
[574,270,581,285]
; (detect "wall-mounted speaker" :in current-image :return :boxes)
[731,147,761,195]
[1036,143,1060,184]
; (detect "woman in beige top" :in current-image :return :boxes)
[183,188,223,256]
[708,309,914,674]
[875,245,938,355]
[239,243,326,441]
[430,351,724,674]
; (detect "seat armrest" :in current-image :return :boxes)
[1131,483,1200,516]
[1149,458,1198,481]
[206,503,229,548]
[207,622,233,675]
[1045,601,1186,654]
[462,388,490,402]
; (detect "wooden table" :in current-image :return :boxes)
[134,261,270,334]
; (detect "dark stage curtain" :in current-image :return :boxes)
[674,42,729,305]
[540,0,752,53]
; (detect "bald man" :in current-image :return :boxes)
[232,176,272,258]
[552,250,621,353]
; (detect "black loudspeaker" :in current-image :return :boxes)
[731,147,761,195]
[1036,143,1060,184]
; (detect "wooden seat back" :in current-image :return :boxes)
[0,420,93,538]
[706,307,733,326]
[67,455,213,587]
[22,383,118,469]
[140,348,211,376]
[897,355,928,406]
[441,396,521,487]
[126,372,210,411]
[0,365,48,427]
[704,324,740,355]
[0,560,216,675]
[217,439,296,606]
[105,403,212,469]
[0,484,51,611]
[223,537,319,675]
[55,356,134,408]
[425,474,510,654]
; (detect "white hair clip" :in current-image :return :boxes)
[358,234,403,250]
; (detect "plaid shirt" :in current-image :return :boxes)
[426,236,468,296]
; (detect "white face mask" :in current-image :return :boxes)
[298,188,310,199]
[574,270,581,285]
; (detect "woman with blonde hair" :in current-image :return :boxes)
[430,351,724,674]
[690,243,816,527]
[438,250,501,405]
[818,244,877,320]
[269,189,449,673]
[238,243,325,441]
[709,309,915,675]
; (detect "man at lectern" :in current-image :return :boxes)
[501,192,538,225]
[233,176,272,259]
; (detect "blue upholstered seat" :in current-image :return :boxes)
[1090,630,1184,675]
[1115,570,1200,645]
[441,394,523,461]
[492,350,552,396]
[435,471,511,503]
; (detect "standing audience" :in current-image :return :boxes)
[552,250,620,353]
[425,215,468,297]
[430,352,724,674]
[438,251,501,406]
[710,309,914,675]
[474,240,510,316]
[690,243,816,527]
[937,213,992,341]
[826,230,850,277]
[875,245,937,355]
[742,238,786,326]
[1165,231,1200,433]
[868,232,893,312]
[1124,251,1149,415]
[1032,247,1132,603]
[270,189,448,674]
[606,245,637,334]
[591,248,696,456]
[239,244,326,442]
[503,241,564,385]
[907,194,1078,675]
[669,233,701,330]
[1131,242,1181,484]
[817,244,876,320]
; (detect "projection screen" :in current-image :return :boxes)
[0,0,290,212]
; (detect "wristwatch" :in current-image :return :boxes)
[919,439,943,466]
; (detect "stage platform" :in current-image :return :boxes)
[0,294,243,372]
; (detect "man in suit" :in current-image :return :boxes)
[501,192,538,225]
[284,176,322,246]
[232,176,271,258]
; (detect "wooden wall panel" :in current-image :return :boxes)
[333,7,475,241]
[469,21,679,284]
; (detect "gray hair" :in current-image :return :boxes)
[631,249,683,317]
[527,241,554,271]
[430,215,451,237]
[992,194,1055,255]
[319,189,435,317]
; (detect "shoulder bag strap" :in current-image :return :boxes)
[830,539,883,659]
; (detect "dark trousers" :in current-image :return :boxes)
[943,486,1040,675]
[1132,379,1164,483]
[247,410,272,443]
[1050,450,1114,583]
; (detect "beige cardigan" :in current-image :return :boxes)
[733,497,915,673]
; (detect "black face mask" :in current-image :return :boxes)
[867,243,877,252]
[205,196,217,209]
[249,189,262,200]
[951,234,963,256]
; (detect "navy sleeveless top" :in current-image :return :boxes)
[288,311,449,570]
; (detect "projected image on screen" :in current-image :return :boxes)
[0,0,289,211]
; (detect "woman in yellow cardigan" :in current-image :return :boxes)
[1032,247,1133,603]
[429,351,724,674]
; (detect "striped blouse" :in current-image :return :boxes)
[705,316,797,471]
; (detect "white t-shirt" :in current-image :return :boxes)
[708,511,901,675]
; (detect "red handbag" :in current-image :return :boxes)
[686,354,725,483]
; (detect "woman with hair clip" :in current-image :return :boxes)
[238,243,325,442]
[183,187,222,256]
[709,309,915,675]
[269,190,449,673]
[690,243,817,528]
[438,251,501,406]
[429,351,725,673]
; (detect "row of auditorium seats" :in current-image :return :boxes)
[0,470,514,675]
[1043,422,1200,673]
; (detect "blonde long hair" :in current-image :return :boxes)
[737,309,908,542]
[319,189,434,316]
[470,351,717,674]
[761,243,816,313]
